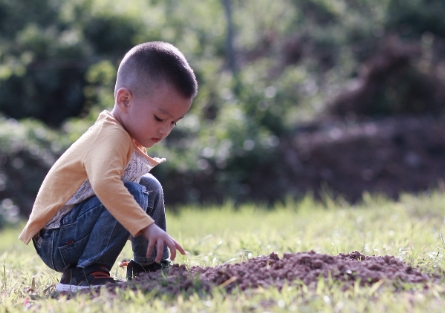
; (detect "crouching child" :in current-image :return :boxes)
[19,41,198,292]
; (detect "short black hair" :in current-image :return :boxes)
[115,41,198,99]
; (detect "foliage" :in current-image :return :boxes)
[1,0,445,215]
[0,115,68,217]
[1,192,445,311]
[386,0,445,38]
[0,0,144,127]
[0,198,19,229]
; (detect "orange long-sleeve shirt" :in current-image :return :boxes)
[19,111,162,244]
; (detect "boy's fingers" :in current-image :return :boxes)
[146,239,155,258]
[166,238,177,261]
[156,238,164,263]
[173,239,186,255]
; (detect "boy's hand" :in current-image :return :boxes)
[141,223,185,263]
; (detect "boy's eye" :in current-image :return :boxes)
[155,115,177,126]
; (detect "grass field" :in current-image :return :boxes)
[1,191,445,312]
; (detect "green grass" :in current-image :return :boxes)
[1,191,445,312]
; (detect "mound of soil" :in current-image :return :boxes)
[106,251,438,297]
[249,116,445,203]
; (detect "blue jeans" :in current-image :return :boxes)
[32,174,169,272]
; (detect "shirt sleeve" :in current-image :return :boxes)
[83,126,154,237]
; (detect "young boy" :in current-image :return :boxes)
[19,42,198,292]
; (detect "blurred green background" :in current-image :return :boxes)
[1,0,445,227]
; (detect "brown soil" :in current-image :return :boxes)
[248,116,445,204]
[104,251,440,297]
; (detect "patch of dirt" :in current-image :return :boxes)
[104,251,440,297]
[248,115,445,203]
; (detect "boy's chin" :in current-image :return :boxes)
[142,138,162,148]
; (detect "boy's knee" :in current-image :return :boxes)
[124,181,146,204]
[139,173,163,193]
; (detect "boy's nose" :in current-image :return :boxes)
[158,125,169,134]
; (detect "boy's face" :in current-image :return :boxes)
[115,83,192,148]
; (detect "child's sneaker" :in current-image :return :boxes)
[125,260,170,280]
[55,264,115,292]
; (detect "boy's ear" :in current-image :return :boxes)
[116,88,132,112]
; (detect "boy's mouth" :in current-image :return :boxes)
[152,138,161,143]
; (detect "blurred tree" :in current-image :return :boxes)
[1,0,445,216]
[222,0,237,74]
[0,0,146,127]
[386,0,445,38]
[0,0,89,127]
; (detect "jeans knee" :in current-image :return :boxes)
[139,173,163,194]
[124,181,147,207]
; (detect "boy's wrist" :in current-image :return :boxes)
[141,222,157,237]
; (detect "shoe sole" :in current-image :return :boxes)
[55,283,103,292]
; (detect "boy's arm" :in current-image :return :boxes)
[84,128,154,237]
[85,127,185,261]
